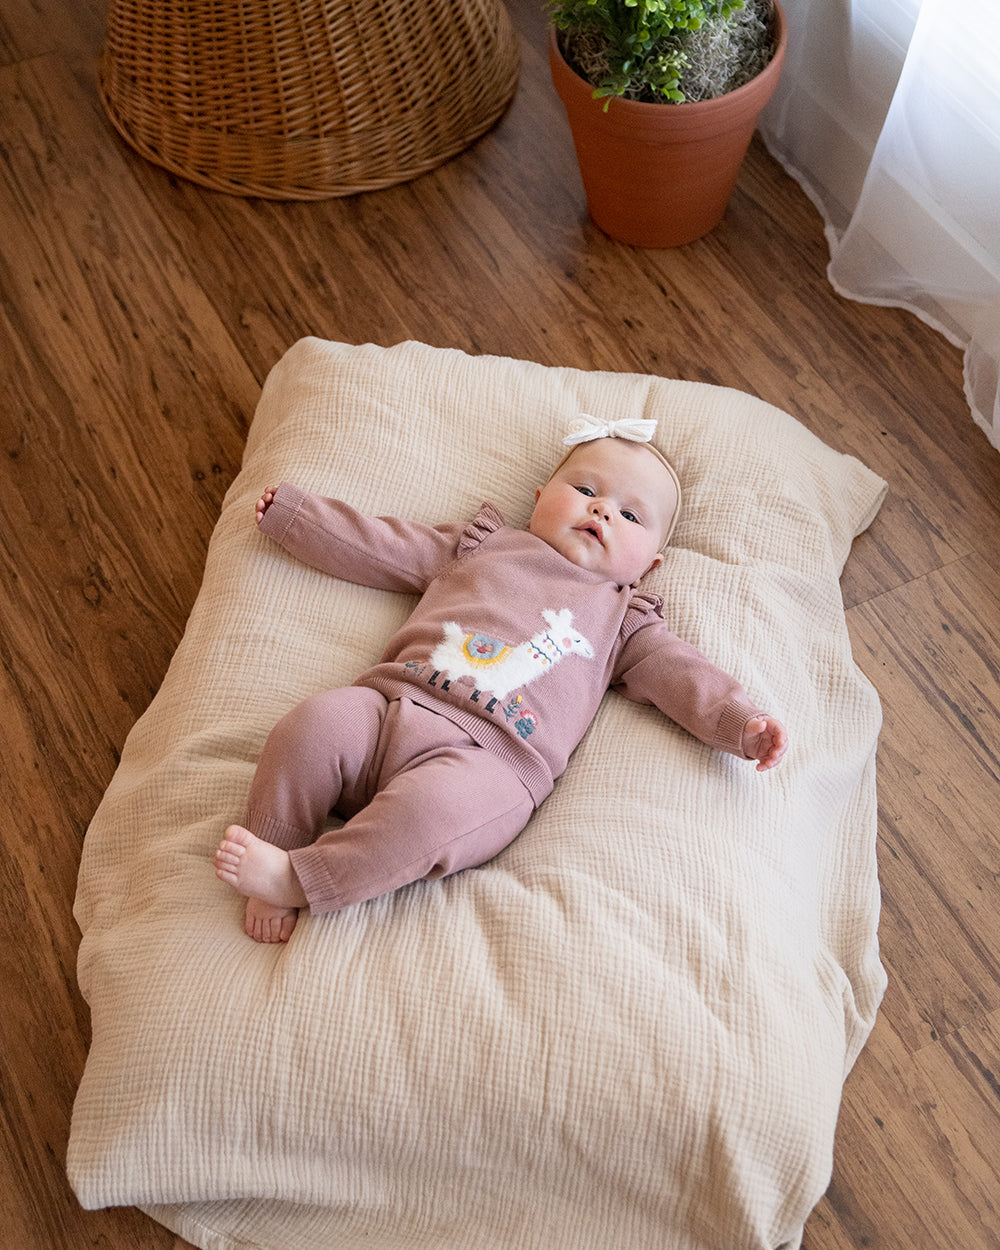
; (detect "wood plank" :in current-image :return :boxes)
[847,554,1000,1050]
[0,51,251,1250]
[0,0,103,66]
[97,35,623,381]
[0,51,260,743]
[809,550,1000,1245]
[805,1013,1000,1250]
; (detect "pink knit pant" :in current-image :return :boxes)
[245,688,534,914]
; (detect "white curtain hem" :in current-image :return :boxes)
[759,133,1000,453]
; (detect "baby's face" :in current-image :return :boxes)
[528,439,677,586]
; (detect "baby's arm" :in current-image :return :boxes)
[253,482,473,592]
[613,620,789,770]
[741,716,788,772]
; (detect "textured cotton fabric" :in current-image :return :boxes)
[68,338,888,1250]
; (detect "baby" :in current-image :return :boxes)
[214,416,787,942]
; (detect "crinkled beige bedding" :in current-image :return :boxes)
[69,338,888,1250]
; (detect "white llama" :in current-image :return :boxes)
[428,608,594,706]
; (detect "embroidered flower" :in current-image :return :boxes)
[514,711,538,740]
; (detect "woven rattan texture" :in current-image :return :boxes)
[98,0,521,198]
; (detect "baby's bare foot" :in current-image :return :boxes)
[244,896,299,943]
[214,825,308,908]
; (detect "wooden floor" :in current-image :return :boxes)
[3,0,999,1246]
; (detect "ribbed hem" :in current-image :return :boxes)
[714,698,764,759]
[287,844,342,913]
[257,482,307,545]
[245,809,313,851]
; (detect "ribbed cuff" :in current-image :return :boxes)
[714,698,764,759]
[244,808,313,851]
[257,481,307,545]
[287,844,343,914]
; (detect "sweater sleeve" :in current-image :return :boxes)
[257,482,469,593]
[612,609,763,759]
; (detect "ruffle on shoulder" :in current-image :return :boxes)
[618,589,666,648]
[457,502,507,556]
[626,590,664,617]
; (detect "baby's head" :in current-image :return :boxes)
[529,418,681,587]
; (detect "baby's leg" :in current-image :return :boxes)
[242,687,389,846]
[288,702,535,913]
[214,688,389,940]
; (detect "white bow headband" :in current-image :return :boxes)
[562,412,658,446]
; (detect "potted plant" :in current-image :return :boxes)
[547,0,787,247]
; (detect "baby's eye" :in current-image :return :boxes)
[621,510,640,524]
[575,485,595,497]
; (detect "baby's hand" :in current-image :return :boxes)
[742,715,788,772]
[255,487,277,526]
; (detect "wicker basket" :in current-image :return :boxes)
[98,0,521,198]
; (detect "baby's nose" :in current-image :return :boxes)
[592,500,611,520]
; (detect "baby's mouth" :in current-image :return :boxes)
[576,521,605,546]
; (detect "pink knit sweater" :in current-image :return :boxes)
[260,485,762,804]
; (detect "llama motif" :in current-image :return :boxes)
[428,608,594,708]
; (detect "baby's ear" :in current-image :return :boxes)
[534,487,542,503]
[643,553,663,577]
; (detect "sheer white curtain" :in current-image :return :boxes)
[759,0,1000,451]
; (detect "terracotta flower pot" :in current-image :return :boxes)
[548,1,787,247]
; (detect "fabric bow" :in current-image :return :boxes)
[563,412,658,446]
